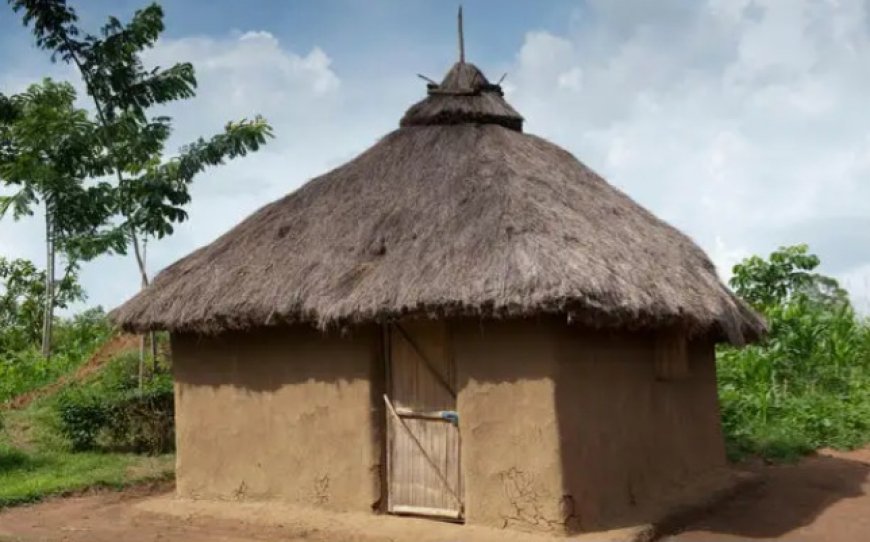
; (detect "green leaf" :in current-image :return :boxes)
[10,0,274,275]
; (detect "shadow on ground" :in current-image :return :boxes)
[671,451,869,540]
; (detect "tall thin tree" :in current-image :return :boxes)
[10,1,273,379]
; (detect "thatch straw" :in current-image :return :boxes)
[401,62,523,131]
[111,62,765,345]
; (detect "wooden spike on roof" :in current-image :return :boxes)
[458,6,465,64]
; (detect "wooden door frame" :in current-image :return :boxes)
[378,322,391,514]
[381,321,392,514]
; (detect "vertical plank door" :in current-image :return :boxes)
[386,320,463,520]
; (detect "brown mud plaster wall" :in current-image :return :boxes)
[171,325,383,512]
[554,327,726,532]
[454,319,570,533]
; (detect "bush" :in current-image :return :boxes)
[106,383,175,454]
[56,390,108,451]
[54,359,174,455]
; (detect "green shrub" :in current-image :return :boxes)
[106,383,174,454]
[54,365,174,455]
[56,389,108,451]
[718,301,870,460]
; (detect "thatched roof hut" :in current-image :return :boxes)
[111,36,764,535]
[111,63,762,346]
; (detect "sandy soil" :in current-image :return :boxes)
[0,447,867,542]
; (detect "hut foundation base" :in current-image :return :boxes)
[136,467,757,541]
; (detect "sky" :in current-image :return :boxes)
[1,0,869,313]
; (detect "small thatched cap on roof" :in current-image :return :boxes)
[400,62,523,131]
[110,52,765,345]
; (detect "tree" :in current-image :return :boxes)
[10,0,272,283]
[0,80,118,357]
[10,0,273,380]
[0,257,84,354]
[730,244,849,311]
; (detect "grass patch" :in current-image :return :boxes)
[0,444,172,508]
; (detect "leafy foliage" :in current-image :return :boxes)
[9,0,273,254]
[55,390,108,451]
[106,383,174,453]
[5,0,271,369]
[0,79,121,260]
[730,244,849,310]
[0,257,84,353]
[718,245,870,461]
[0,307,110,403]
[0,79,120,356]
[55,353,174,454]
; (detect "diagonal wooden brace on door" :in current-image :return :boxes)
[393,323,456,399]
[383,394,463,508]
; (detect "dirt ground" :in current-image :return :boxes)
[0,447,867,542]
[666,446,870,542]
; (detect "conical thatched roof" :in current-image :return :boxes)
[111,60,764,345]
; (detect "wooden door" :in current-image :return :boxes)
[385,320,463,520]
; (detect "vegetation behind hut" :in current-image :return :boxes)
[0,316,173,508]
[717,245,870,461]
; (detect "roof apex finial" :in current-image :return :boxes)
[458,5,465,64]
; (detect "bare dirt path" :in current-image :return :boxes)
[0,447,867,542]
[666,446,870,541]
[0,483,316,542]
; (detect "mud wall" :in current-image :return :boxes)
[453,319,568,532]
[170,325,382,512]
[553,326,726,531]
[453,319,725,534]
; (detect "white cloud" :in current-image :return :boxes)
[557,67,583,91]
[508,0,870,311]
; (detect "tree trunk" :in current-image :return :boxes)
[144,237,158,372]
[150,329,158,371]
[41,206,54,359]
[132,230,151,389]
[138,333,145,390]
